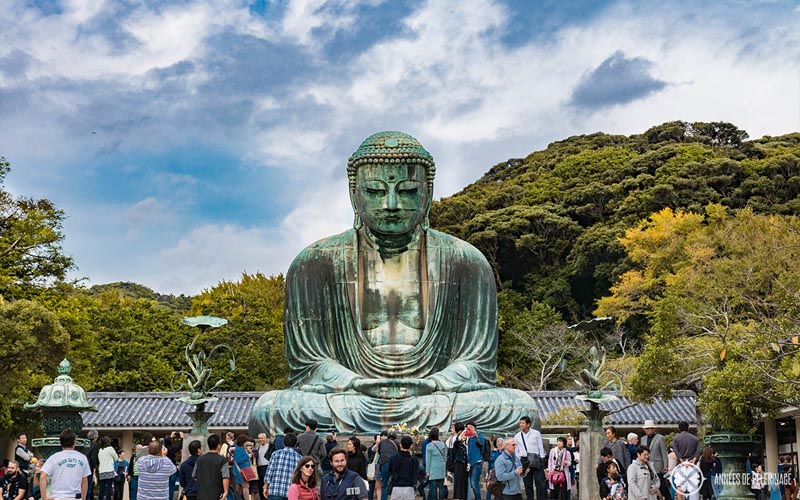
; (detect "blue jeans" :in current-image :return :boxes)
[87,475,95,500]
[99,478,114,500]
[129,476,138,500]
[428,479,447,500]
[470,463,483,500]
[169,471,178,500]
[381,462,391,500]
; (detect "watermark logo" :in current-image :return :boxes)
[671,462,705,496]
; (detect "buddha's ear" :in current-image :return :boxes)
[421,183,432,231]
[350,191,363,230]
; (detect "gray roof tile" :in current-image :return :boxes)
[82,390,696,429]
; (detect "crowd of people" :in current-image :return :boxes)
[3,418,796,500]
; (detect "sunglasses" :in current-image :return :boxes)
[303,463,316,469]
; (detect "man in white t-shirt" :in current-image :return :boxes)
[40,428,91,500]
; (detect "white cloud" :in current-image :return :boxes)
[5,0,800,295]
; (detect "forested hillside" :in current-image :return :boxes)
[2,121,798,434]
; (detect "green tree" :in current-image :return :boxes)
[0,299,70,431]
[596,206,800,432]
[190,272,288,390]
[0,158,75,299]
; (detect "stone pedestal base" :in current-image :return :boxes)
[579,430,604,500]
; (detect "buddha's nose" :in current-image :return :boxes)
[385,189,399,210]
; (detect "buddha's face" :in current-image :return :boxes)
[355,163,428,235]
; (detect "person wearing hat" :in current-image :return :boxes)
[640,421,670,500]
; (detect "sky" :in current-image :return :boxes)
[1,0,798,296]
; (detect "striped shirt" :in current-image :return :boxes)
[265,447,302,498]
[136,455,177,500]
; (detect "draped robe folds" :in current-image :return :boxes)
[248,228,539,435]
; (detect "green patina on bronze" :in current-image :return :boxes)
[173,317,234,404]
[25,359,95,458]
[173,316,235,433]
[249,131,539,435]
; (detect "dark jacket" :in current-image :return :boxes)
[179,455,199,496]
[388,451,419,488]
[347,452,368,480]
[194,452,229,500]
[322,468,368,500]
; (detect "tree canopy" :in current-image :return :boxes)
[2,121,799,435]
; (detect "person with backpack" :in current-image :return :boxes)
[546,437,572,500]
[494,438,524,500]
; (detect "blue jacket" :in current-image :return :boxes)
[425,441,447,481]
[494,451,522,495]
[467,434,485,466]
[179,455,199,496]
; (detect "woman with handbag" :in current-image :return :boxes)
[547,437,572,500]
[233,435,259,500]
[288,456,320,500]
[425,427,448,500]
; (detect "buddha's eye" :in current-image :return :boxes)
[398,187,418,194]
[364,187,386,195]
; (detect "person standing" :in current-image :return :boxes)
[672,422,701,500]
[450,423,470,500]
[1,461,28,500]
[388,436,419,500]
[193,434,229,500]
[254,434,273,500]
[546,437,572,500]
[425,428,448,500]
[128,433,154,500]
[321,448,368,500]
[377,432,399,500]
[465,422,486,500]
[297,421,326,466]
[287,456,319,500]
[179,440,202,500]
[14,434,34,478]
[97,437,119,500]
[165,432,183,500]
[640,421,670,500]
[136,441,177,500]
[627,435,639,466]
[113,451,129,500]
[346,437,367,480]
[85,430,100,500]
[597,427,629,482]
[514,416,546,500]
[494,438,524,500]
[264,433,303,500]
[627,446,659,500]
[40,429,91,500]
[486,438,504,500]
[322,434,338,475]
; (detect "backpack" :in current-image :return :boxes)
[482,437,492,462]
[486,469,505,499]
[611,482,627,500]
[226,444,236,465]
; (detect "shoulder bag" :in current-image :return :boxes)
[367,448,380,480]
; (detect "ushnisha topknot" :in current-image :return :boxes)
[347,131,435,192]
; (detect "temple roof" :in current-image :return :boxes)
[81,390,697,431]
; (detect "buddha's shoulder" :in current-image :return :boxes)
[426,229,490,263]
[289,229,356,264]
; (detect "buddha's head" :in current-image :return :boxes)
[347,131,435,236]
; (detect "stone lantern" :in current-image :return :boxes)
[25,358,97,459]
